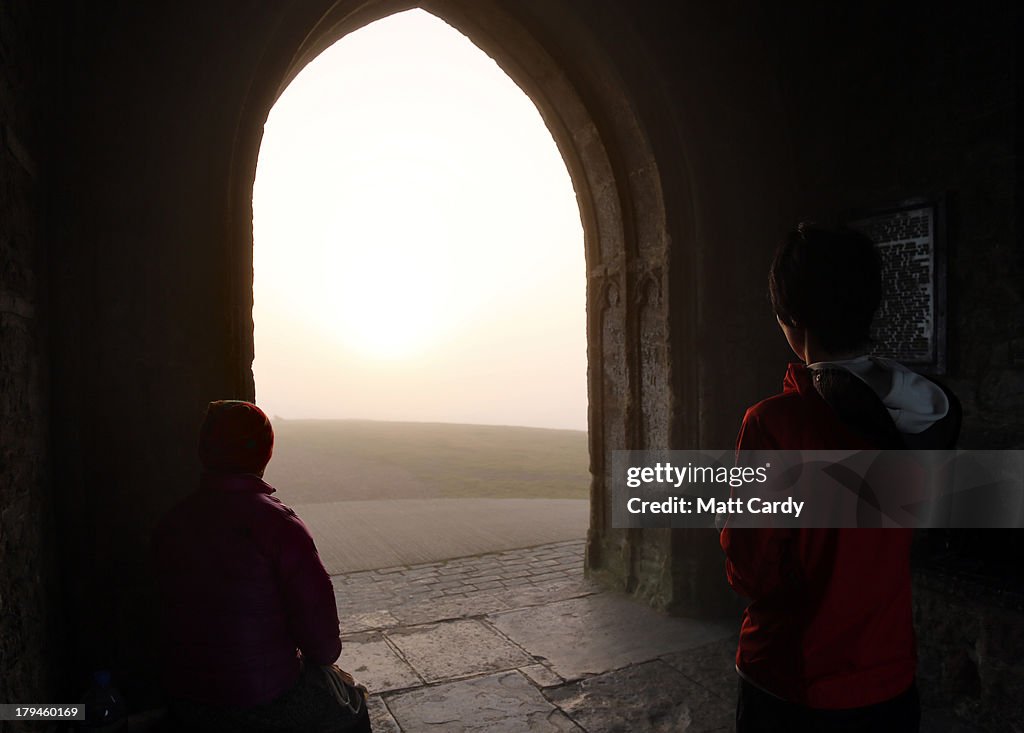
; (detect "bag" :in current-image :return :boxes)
[321,665,369,718]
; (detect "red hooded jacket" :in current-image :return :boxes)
[152,472,341,706]
[720,360,956,709]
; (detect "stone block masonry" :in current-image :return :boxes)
[0,0,61,721]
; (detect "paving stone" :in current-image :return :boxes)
[545,660,733,732]
[367,695,402,733]
[439,588,469,599]
[391,592,511,626]
[342,610,402,633]
[341,632,423,693]
[520,663,565,688]
[405,569,440,581]
[433,577,468,590]
[660,636,739,701]
[501,569,532,579]
[499,558,532,567]
[438,565,468,576]
[467,573,504,583]
[336,589,397,612]
[490,578,597,611]
[500,553,531,563]
[386,619,533,683]
[532,571,571,583]
[338,601,398,621]
[489,593,735,681]
[386,671,581,732]
[474,580,504,590]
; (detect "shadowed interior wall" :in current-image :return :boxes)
[0,0,61,718]
[0,0,1019,728]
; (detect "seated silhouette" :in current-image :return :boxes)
[153,400,371,732]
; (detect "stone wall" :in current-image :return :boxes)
[913,565,1024,730]
[0,0,61,726]
[764,2,1022,450]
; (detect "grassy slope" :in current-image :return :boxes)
[263,419,591,504]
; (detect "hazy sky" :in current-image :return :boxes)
[252,10,587,430]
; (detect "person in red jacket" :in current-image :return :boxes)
[153,400,371,732]
[720,223,959,732]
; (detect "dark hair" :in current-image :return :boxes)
[768,222,882,354]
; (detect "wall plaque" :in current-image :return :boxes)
[849,197,947,373]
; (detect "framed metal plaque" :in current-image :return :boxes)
[848,197,948,374]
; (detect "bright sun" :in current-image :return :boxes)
[316,170,455,359]
[251,9,587,428]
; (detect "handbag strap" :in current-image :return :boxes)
[321,666,363,717]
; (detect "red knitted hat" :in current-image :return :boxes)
[198,400,274,473]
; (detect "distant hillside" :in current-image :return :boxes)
[263,419,591,504]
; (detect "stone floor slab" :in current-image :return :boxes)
[367,696,402,733]
[660,636,740,701]
[342,609,402,634]
[545,660,733,732]
[521,663,565,688]
[341,632,423,693]
[489,592,735,681]
[386,619,534,683]
[385,671,582,732]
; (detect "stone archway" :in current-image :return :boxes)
[224,0,701,610]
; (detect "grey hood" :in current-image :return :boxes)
[807,355,949,435]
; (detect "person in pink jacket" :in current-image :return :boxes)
[153,400,370,732]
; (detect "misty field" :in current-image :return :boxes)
[263,419,591,505]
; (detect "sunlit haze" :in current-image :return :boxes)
[253,10,586,430]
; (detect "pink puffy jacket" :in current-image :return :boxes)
[152,472,341,706]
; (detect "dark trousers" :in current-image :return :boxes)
[169,663,372,733]
[736,677,920,733]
